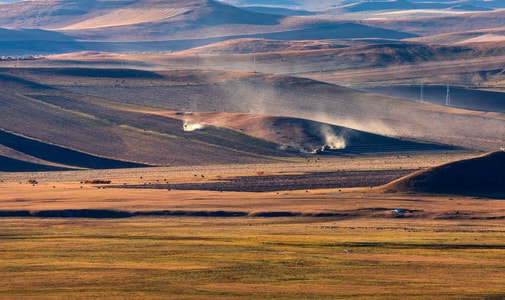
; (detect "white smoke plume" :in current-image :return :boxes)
[317,124,346,151]
[183,121,205,131]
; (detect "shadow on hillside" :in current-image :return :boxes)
[33,68,165,79]
[0,130,149,171]
[0,156,72,172]
[385,151,505,198]
[364,85,505,113]
[0,72,52,90]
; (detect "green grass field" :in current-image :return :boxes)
[1,217,503,299]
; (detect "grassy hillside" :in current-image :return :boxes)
[179,112,458,154]
[384,151,505,197]
[177,40,505,73]
[0,68,301,167]
[0,0,284,34]
[367,9,505,36]
[0,67,468,170]
[15,67,502,151]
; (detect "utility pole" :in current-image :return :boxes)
[419,82,424,102]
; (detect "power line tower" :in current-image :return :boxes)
[445,84,451,106]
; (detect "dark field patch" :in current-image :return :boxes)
[271,241,505,250]
[36,67,164,79]
[0,209,248,218]
[111,169,414,192]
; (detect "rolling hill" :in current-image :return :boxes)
[180,38,348,54]
[338,0,498,13]
[0,66,469,170]
[180,39,505,64]
[0,28,82,56]
[366,8,505,37]
[0,0,284,32]
[222,0,505,12]
[0,68,297,168]
[171,112,460,154]
[1,0,505,172]
[383,151,505,197]
[0,0,415,55]
[51,68,505,151]
[407,27,505,44]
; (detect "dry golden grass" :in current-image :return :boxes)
[0,217,503,299]
[1,154,504,298]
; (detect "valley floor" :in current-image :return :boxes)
[0,152,504,299]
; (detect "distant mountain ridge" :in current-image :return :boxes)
[0,0,283,30]
[223,0,505,11]
[0,0,416,55]
[339,0,499,12]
